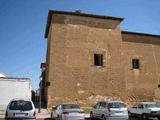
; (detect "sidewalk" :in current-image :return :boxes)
[0,110,5,118]
[36,109,50,119]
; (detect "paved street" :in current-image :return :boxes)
[36,117,159,120]
[37,118,90,120]
[0,117,90,120]
[0,112,159,120]
[0,118,158,120]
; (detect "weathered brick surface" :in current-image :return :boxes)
[43,12,160,108]
[45,14,125,107]
[122,33,160,102]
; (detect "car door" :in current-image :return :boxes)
[99,102,107,117]
[137,104,144,115]
[57,105,63,118]
[54,105,61,118]
[130,103,138,115]
[52,106,58,118]
[92,102,101,118]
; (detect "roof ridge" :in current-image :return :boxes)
[122,30,160,38]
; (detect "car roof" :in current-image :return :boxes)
[108,101,124,103]
[53,103,79,107]
[137,102,156,104]
[98,100,124,103]
[10,98,32,101]
[61,103,77,105]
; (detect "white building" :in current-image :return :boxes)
[0,72,7,77]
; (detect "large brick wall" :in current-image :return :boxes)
[45,13,126,107]
[43,11,160,108]
[122,32,160,102]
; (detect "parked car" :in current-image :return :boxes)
[90,101,128,120]
[128,102,160,120]
[5,98,36,120]
[50,103,85,120]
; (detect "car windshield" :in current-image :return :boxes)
[108,102,126,108]
[9,100,33,111]
[144,104,156,108]
[62,104,80,109]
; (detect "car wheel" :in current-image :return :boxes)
[51,113,53,119]
[51,114,55,120]
[128,111,133,119]
[158,117,160,120]
[102,115,107,120]
[141,114,148,120]
[90,112,94,120]
[56,115,60,120]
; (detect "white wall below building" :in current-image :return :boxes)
[0,78,31,111]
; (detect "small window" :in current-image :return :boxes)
[132,59,139,69]
[94,54,103,66]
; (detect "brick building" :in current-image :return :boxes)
[41,10,160,108]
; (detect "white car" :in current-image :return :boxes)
[51,103,85,120]
[128,102,160,120]
[5,98,36,119]
[90,101,128,120]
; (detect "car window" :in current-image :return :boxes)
[133,103,138,108]
[9,100,33,111]
[94,103,100,109]
[57,105,61,110]
[62,104,80,109]
[100,102,106,109]
[144,104,156,108]
[108,102,125,108]
[138,104,143,108]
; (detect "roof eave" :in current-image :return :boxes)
[44,10,124,38]
[122,30,160,38]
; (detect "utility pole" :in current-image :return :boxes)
[38,76,42,113]
[39,63,46,113]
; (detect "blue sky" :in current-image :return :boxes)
[0,0,160,90]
